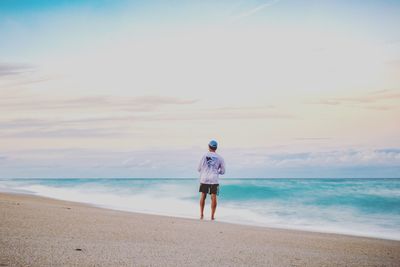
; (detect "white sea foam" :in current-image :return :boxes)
[1,179,399,241]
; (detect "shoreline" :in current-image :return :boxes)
[1,192,400,266]
[1,187,398,242]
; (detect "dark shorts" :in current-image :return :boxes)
[199,183,219,195]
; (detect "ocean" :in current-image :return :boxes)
[1,178,399,240]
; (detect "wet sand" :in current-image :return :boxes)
[1,192,399,266]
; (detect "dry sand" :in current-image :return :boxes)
[1,192,399,266]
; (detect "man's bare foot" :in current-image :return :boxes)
[200,215,204,220]
[211,217,215,220]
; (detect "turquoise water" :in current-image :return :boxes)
[1,178,399,240]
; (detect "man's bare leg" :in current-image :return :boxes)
[211,193,217,220]
[200,192,206,219]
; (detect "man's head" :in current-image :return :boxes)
[208,140,218,151]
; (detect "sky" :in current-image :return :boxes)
[0,0,399,178]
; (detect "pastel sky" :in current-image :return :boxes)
[1,0,399,178]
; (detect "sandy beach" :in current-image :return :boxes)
[1,192,399,266]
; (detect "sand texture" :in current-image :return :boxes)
[1,192,399,266]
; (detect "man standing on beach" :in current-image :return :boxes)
[198,140,226,220]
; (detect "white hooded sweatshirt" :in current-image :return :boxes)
[198,151,226,184]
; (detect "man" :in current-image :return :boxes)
[198,140,226,220]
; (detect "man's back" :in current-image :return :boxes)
[198,151,225,184]
[198,140,225,220]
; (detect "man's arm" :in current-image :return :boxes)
[198,156,205,172]
[218,157,225,175]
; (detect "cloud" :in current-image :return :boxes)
[59,95,197,109]
[266,149,400,168]
[223,147,400,172]
[268,152,311,161]
[121,158,155,169]
[375,148,400,154]
[0,63,34,76]
[0,94,198,112]
[0,147,204,178]
[0,127,127,138]
[386,59,400,65]
[1,147,399,178]
[0,77,54,90]
[294,137,332,141]
[0,103,295,139]
[232,0,281,22]
[0,116,135,138]
[312,89,400,110]
[385,39,400,45]
[154,107,296,121]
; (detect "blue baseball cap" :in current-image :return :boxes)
[208,140,218,148]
